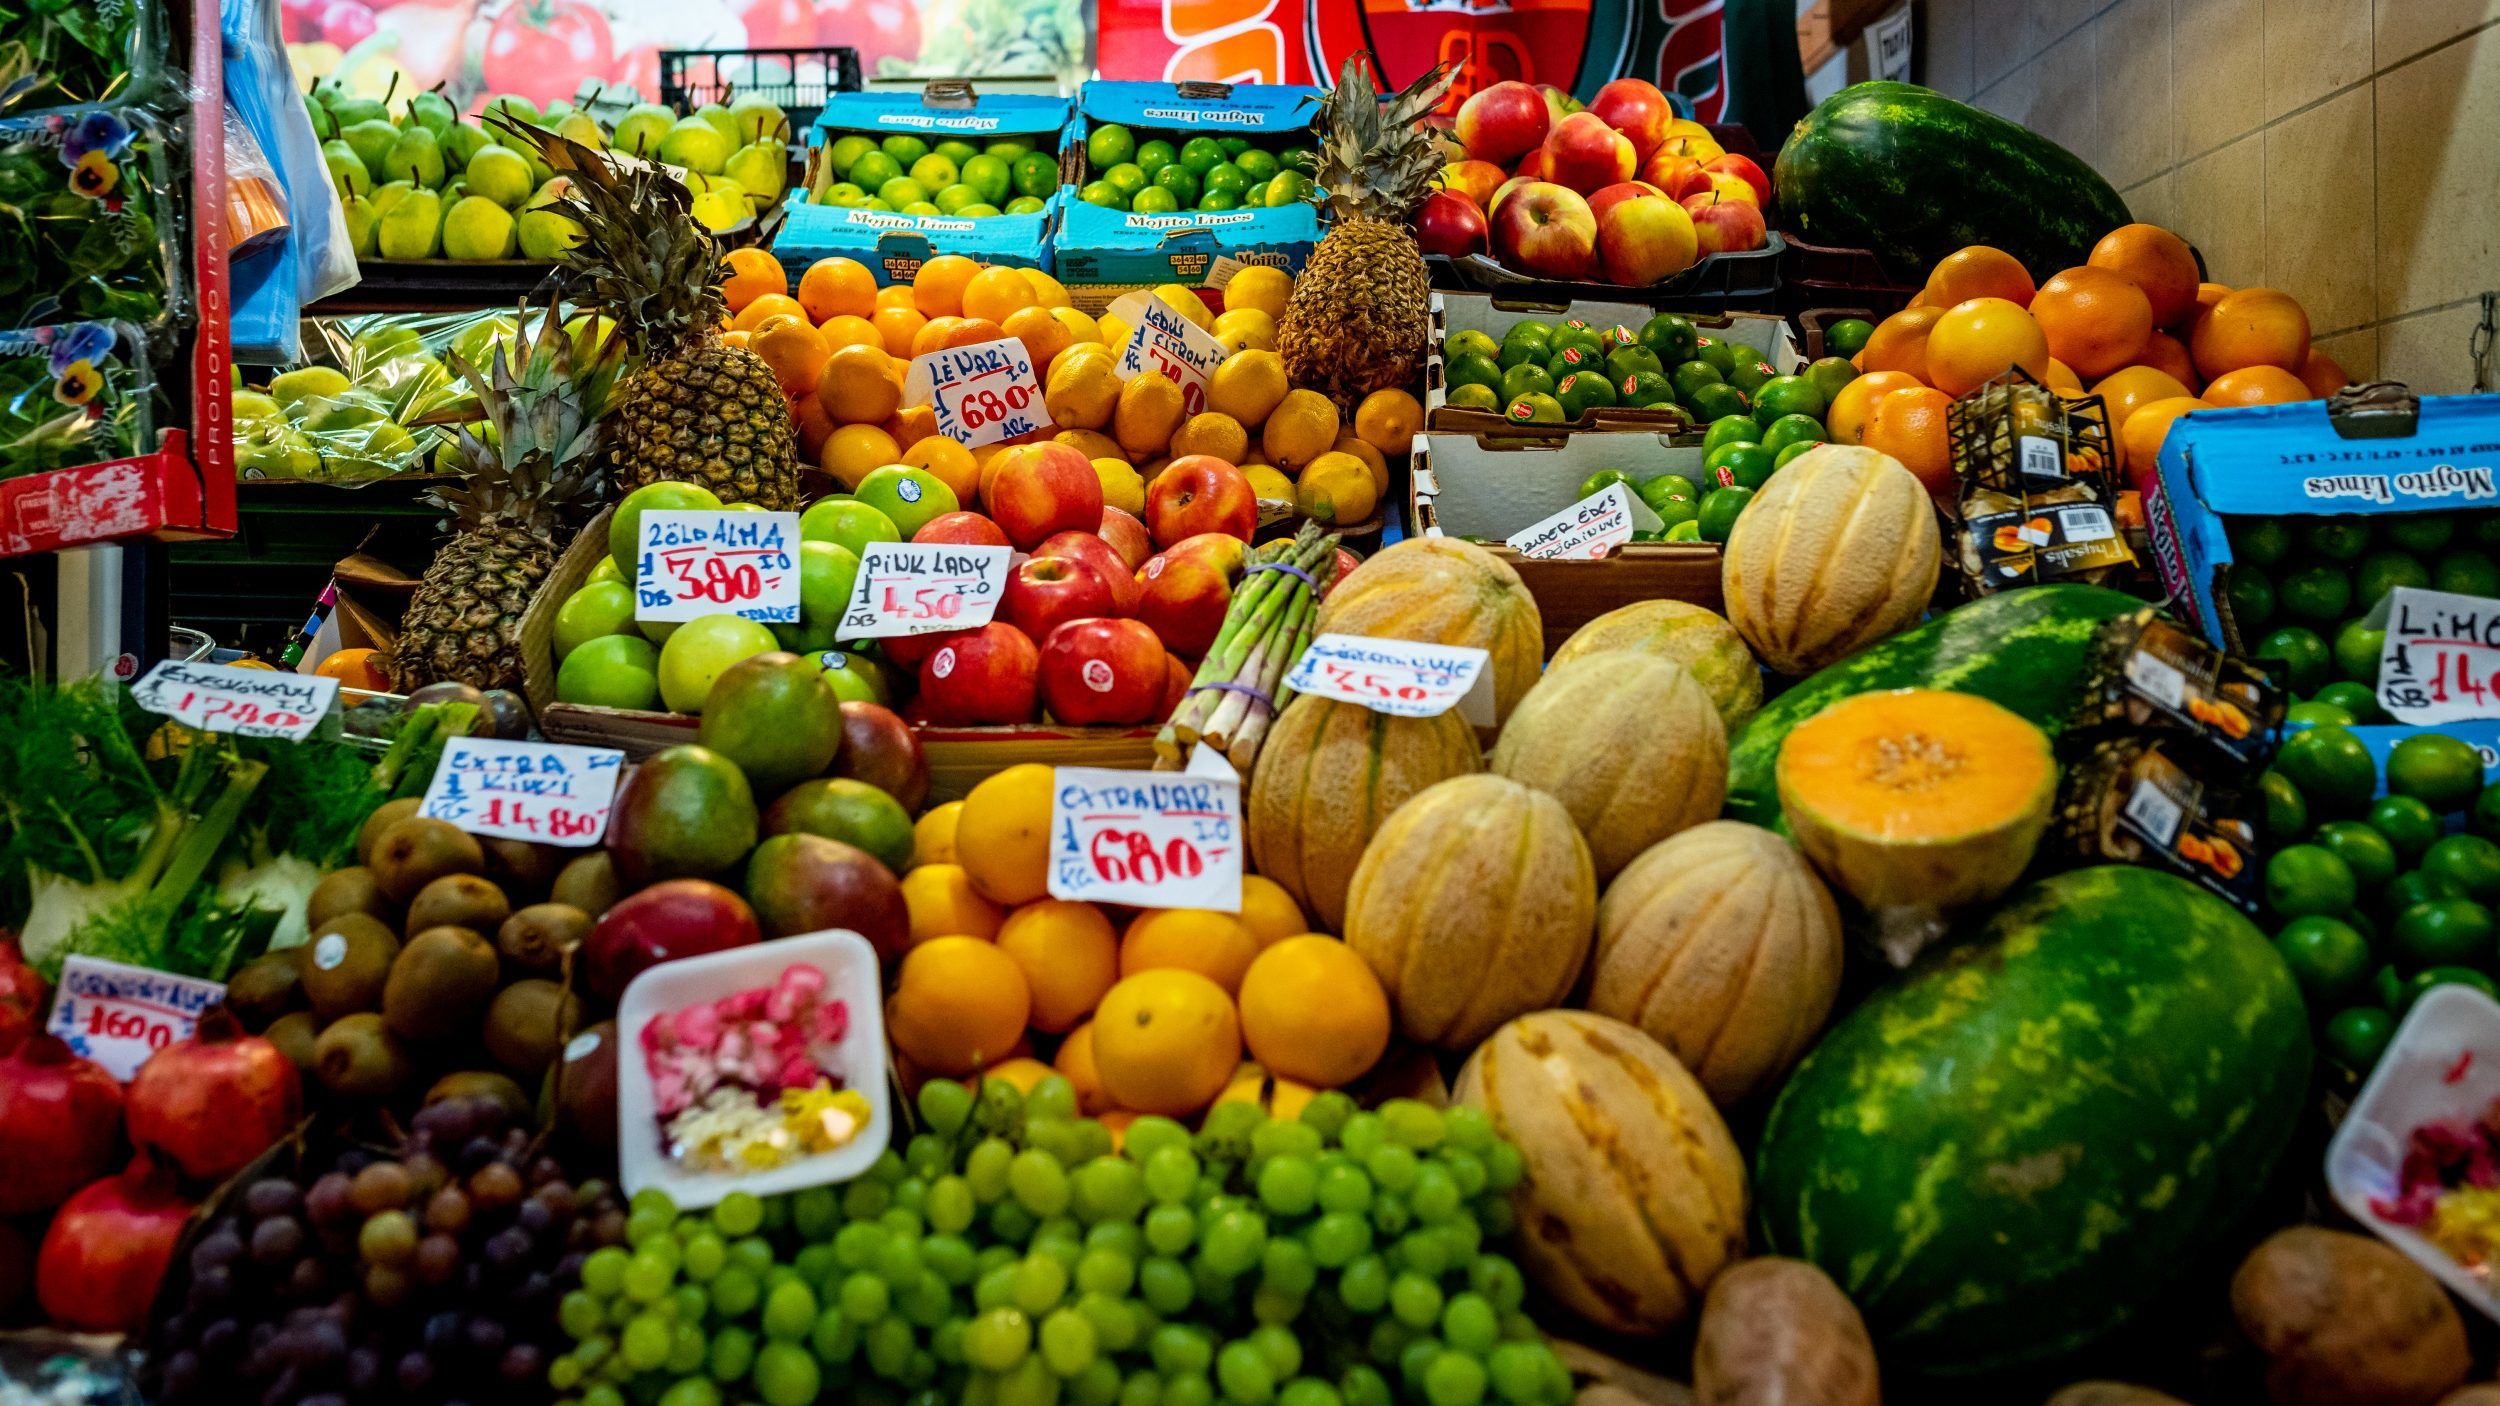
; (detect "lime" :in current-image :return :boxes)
[1644,495,1700,533]
[1823,318,1875,359]
[1500,363,1557,401]
[2313,820,2399,890]
[1622,370,1674,407]
[847,150,902,190]
[1217,136,1252,157]
[1122,185,1174,215]
[2471,513,2500,548]
[2287,700,2355,728]
[2274,916,2374,1005]
[2475,782,2500,841]
[1576,471,1634,499]
[2384,870,2467,918]
[2353,549,2430,607]
[2366,793,2443,860]
[2266,843,2357,918]
[2426,833,2500,902]
[2275,723,2378,816]
[1151,163,1200,205]
[1772,441,1817,469]
[2305,518,2372,562]
[1085,124,1136,169]
[1686,382,1751,423]
[2435,550,2500,598]
[1727,359,1775,397]
[1192,189,1241,209]
[1498,331,1553,370]
[2315,679,2384,723]
[1760,414,1826,455]
[2254,626,2331,696]
[1697,486,1754,542]
[1235,149,1279,182]
[2224,566,2276,631]
[2389,731,2486,812]
[2277,564,2352,624]
[1078,180,1124,208]
[1752,374,1827,422]
[1804,356,1859,409]
[1694,335,1740,376]
[2231,517,2294,568]
[1546,346,1603,381]
[878,133,929,166]
[1604,346,1665,382]
[1504,318,1555,347]
[2386,515,2455,553]
[1448,329,1500,364]
[1012,152,1059,198]
[2260,769,2308,844]
[1102,162,1149,200]
[1638,313,1698,364]
[2394,898,2497,968]
[1179,136,1226,174]
[1556,372,1619,419]
[1135,139,1176,175]
[1277,146,1317,175]
[2408,965,2500,1008]
[2377,963,2408,1011]
[1704,443,1776,491]
[1505,393,1564,425]
[1447,351,1503,392]
[1669,360,1724,401]
[2331,619,2384,683]
[1701,415,1760,456]
[1447,384,1500,412]
[1203,162,1250,198]
[1638,473,1700,509]
[1658,519,1700,542]
[2323,1006,2394,1070]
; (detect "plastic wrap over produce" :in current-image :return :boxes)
[0,105,183,329]
[0,319,153,480]
[0,0,169,115]
[233,306,532,481]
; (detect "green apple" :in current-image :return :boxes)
[799,497,900,559]
[659,118,731,176]
[815,649,887,703]
[771,541,862,653]
[554,579,637,658]
[612,480,725,581]
[586,554,624,585]
[557,633,662,710]
[656,614,778,713]
[853,466,958,538]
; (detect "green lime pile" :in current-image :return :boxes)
[2228,511,2500,705]
[1072,125,1317,215]
[2262,723,2500,1076]
[811,132,1058,218]
[1442,312,1859,447]
[552,1076,1575,1406]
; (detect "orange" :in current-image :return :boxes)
[961,266,1041,324]
[1825,369,1922,445]
[2028,265,2153,380]
[955,763,1053,904]
[2091,365,2195,435]
[873,305,929,358]
[2088,223,2201,328]
[978,1056,1055,1095]
[2119,396,2214,475]
[722,248,787,315]
[1860,386,1953,496]
[886,404,939,448]
[817,314,883,353]
[720,330,751,349]
[820,423,901,489]
[1236,875,1307,948]
[2135,330,2198,388]
[913,316,965,358]
[943,317,1008,351]
[1003,304,1074,370]
[1858,307,1942,379]
[2298,348,2353,398]
[876,283,920,315]
[902,434,982,502]
[1121,908,1259,994]
[314,647,389,691]
[1089,969,1241,1117]
[914,801,963,867]
[815,343,901,424]
[1924,297,2051,396]
[1053,1022,1117,1115]
[2043,358,2083,392]
[912,254,981,317]
[1217,1068,1315,1123]
[900,862,1003,947]
[798,258,876,323]
[1922,245,2036,308]
[1236,936,1391,1088]
[2202,364,2311,407]
[751,316,831,396]
[731,293,805,334]
[794,396,836,461]
[995,899,1120,1033]
[888,936,1030,1076]
[2191,288,2310,378]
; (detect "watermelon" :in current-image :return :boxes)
[1773,82,2133,279]
[1725,584,2144,828]
[1754,866,2313,1373]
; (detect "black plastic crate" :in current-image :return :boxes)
[660,46,862,133]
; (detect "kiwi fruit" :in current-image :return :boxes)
[381,925,501,1041]
[305,867,391,930]
[424,1070,531,1120]
[482,838,560,898]
[405,873,511,939]
[264,1010,321,1073]
[550,851,620,917]
[555,1019,617,1153]
[314,1013,414,1099]
[498,903,590,971]
[356,797,421,867]
[481,979,581,1078]
[300,913,400,1021]
[223,949,305,1029]
[369,817,485,903]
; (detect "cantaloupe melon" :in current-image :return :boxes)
[1314,537,1544,724]
[1490,652,1726,880]
[1591,821,1843,1105]
[1550,600,1763,729]
[1342,774,1595,1050]
[1247,696,1482,933]
[1453,1010,1748,1335]
[1723,444,1941,675]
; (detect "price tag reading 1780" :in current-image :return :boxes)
[836,541,1013,641]
[635,510,802,624]
[419,737,626,846]
[129,660,339,741]
[1047,765,1244,912]
[905,337,1042,449]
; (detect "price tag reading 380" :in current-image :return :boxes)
[906,337,1042,448]
[419,737,626,846]
[1048,765,1243,911]
[635,510,802,624]
[837,541,1013,640]
[130,659,339,741]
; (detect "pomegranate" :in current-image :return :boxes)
[0,1220,29,1316]
[36,1158,192,1333]
[0,935,46,1053]
[126,1004,301,1182]
[0,1035,124,1215]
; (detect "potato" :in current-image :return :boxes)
[2230,1227,2470,1406]
[2045,1385,2192,1406]
[1692,1258,1879,1406]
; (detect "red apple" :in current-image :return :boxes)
[1536,84,1579,126]
[1033,531,1141,614]
[1697,170,1758,207]
[1441,160,1505,210]
[1097,507,1152,571]
[1640,151,1706,199]
[1587,180,1667,223]
[1158,654,1192,721]
[879,625,961,672]
[1683,192,1768,255]
[988,442,1104,550]
[1489,181,1599,281]
[1002,554,1120,642]
[1589,78,1673,164]
[1512,147,1550,183]
[913,511,1010,547]
[1702,152,1771,206]
[917,621,1039,725]
[1134,533,1247,657]
[1145,455,1257,547]
[1541,112,1636,195]
[1037,618,1168,726]
[1453,80,1549,169]
[1596,191,1700,287]
[1487,175,1535,221]
[1415,189,1489,259]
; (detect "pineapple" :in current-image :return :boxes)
[388,302,622,695]
[509,120,801,510]
[1277,56,1457,410]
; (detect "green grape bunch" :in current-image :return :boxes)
[549,1074,1572,1406]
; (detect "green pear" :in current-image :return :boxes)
[612,103,673,158]
[305,96,336,141]
[443,122,491,171]
[539,99,575,128]
[658,118,730,176]
[452,315,518,369]
[353,322,427,364]
[377,188,444,259]
[464,145,534,209]
[524,146,554,187]
[231,390,283,426]
[341,194,377,256]
[517,207,584,260]
[236,423,319,479]
[406,91,456,139]
[342,118,398,176]
[526,176,573,208]
[481,94,540,128]
[442,195,518,260]
[369,180,416,220]
[728,94,788,145]
[270,366,353,412]
[554,111,606,152]
[329,96,389,128]
[322,140,371,198]
[383,127,446,188]
[695,102,739,146]
[724,141,786,204]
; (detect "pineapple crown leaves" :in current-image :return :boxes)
[412,301,619,534]
[1307,53,1457,224]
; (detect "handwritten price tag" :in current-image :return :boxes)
[905,338,1043,448]
[836,541,1013,641]
[1048,764,1244,911]
[1505,483,1662,560]
[2374,586,2500,723]
[1285,634,1496,725]
[47,956,224,1081]
[130,660,338,741]
[419,736,626,846]
[1111,291,1228,420]
[635,511,802,624]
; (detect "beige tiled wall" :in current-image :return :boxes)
[1914,0,2498,392]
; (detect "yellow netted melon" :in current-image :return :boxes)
[1722,444,1941,675]
[1314,537,1543,724]
[1247,696,1483,933]
[1550,600,1763,729]
[1342,774,1595,1050]
[1453,1010,1748,1335]
[1590,821,1844,1105]
[1489,652,1726,880]
[1776,687,2055,913]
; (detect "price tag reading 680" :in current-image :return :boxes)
[905,338,1042,449]
[1047,765,1243,911]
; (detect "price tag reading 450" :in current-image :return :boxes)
[837,541,1013,640]
[1047,765,1243,912]
[419,737,626,846]
[635,510,802,624]
[906,338,1042,448]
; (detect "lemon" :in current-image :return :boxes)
[1115,371,1186,460]
[1243,463,1296,503]
[1208,349,1289,427]
[1024,268,1075,309]
[1211,308,1276,353]
[1296,451,1378,524]
[1098,313,1134,352]
[1168,411,1249,463]
[1329,434,1389,494]
[1091,457,1145,515]
[1048,305,1101,346]
[1260,388,1340,471]
[1222,266,1293,320]
[1151,283,1211,328]
[1353,388,1423,455]
[1055,428,1123,460]
[1044,353,1120,431]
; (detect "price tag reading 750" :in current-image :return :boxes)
[905,338,1042,449]
[1284,634,1496,724]
[837,542,1013,641]
[1047,765,1243,911]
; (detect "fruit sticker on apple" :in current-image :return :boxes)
[903,336,1042,448]
[835,540,1014,641]
[1046,764,1244,912]
[417,735,627,846]
[634,510,803,624]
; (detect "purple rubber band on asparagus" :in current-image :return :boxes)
[1245,561,1318,588]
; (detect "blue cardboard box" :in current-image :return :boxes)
[1052,80,1322,294]
[779,91,1079,285]
[2142,390,2500,652]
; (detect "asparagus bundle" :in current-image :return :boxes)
[1155,523,1342,772]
